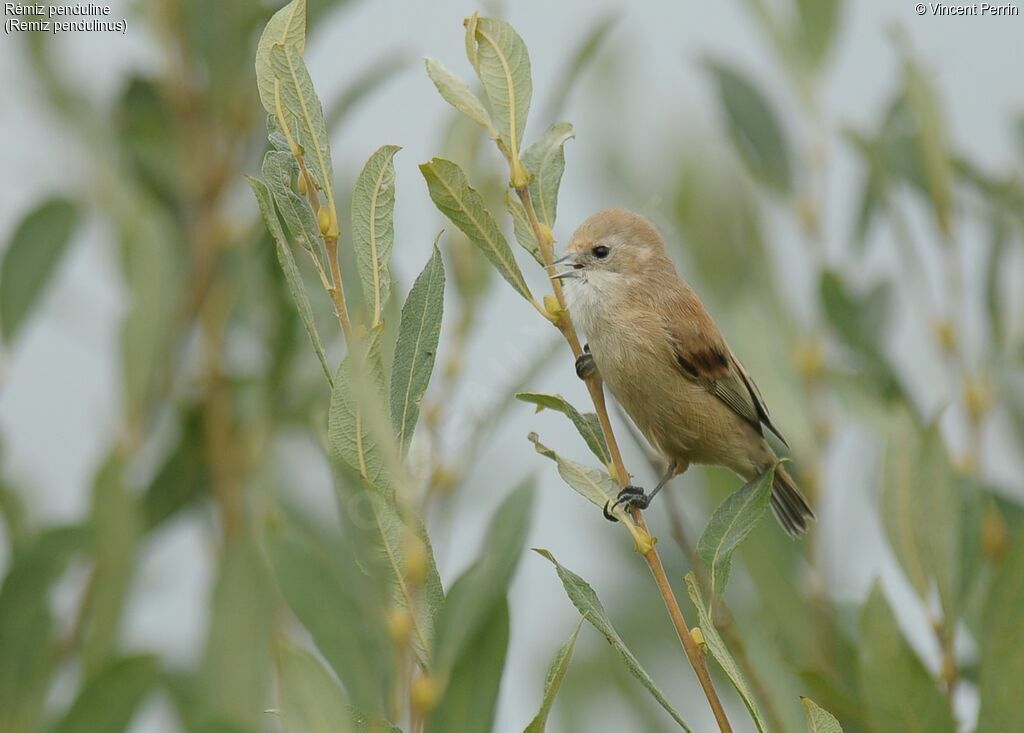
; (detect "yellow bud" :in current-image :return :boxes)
[690,627,707,650]
[964,378,992,424]
[443,354,461,380]
[981,505,1008,562]
[297,174,307,195]
[510,158,530,189]
[411,675,441,715]
[934,318,957,354]
[543,295,563,321]
[403,533,428,584]
[796,196,818,236]
[387,608,412,643]
[794,338,824,380]
[537,222,554,247]
[317,206,331,235]
[423,402,442,429]
[939,654,957,687]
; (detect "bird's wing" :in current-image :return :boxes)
[663,301,788,447]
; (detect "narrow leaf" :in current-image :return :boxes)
[425,57,498,137]
[904,58,954,237]
[261,150,325,266]
[420,157,532,300]
[697,463,776,602]
[248,176,333,385]
[426,599,510,733]
[275,643,355,733]
[976,532,1024,733]
[801,697,845,733]
[433,482,534,677]
[534,549,692,731]
[517,392,609,465]
[466,16,532,159]
[684,573,768,733]
[859,583,956,733]
[522,122,574,228]
[352,145,401,326]
[390,242,446,454]
[703,59,793,194]
[796,0,842,70]
[0,198,77,345]
[255,0,307,114]
[51,656,157,733]
[523,616,584,733]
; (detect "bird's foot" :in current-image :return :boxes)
[602,485,650,522]
[575,347,597,381]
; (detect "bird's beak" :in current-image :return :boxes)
[550,253,581,280]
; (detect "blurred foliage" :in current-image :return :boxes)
[1,0,1022,732]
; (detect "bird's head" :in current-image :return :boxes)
[553,208,670,284]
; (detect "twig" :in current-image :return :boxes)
[514,182,733,733]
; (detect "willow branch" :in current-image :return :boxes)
[513,182,733,733]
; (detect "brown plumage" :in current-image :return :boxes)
[556,208,814,536]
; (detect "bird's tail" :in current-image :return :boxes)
[770,464,815,537]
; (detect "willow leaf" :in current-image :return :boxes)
[255,0,306,114]
[352,144,400,326]
[523,616,583,733]
[697,463,776,603]
[420,157,532,300]
[390,243,446,454]
[505,192,543,264]
[261,150,324,265]
[466,15,532,160]
[534,550,691,731]
[517,392,609,465]
[268,43,335,210]
[802,697,844,733]
[522,122,574,228]
[528,433,631,525]
[684,572,768,733]
[248,176,332,385]
[425,57,497,137]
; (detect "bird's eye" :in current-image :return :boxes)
[592,245,610,259]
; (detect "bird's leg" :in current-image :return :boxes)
[575,343,598,380]
[603,462,680,521]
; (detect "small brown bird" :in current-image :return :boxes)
[553,208,814,536]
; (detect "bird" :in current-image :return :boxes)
[552,208,814,536]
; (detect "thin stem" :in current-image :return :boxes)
[325,234,353,338]
[513,182,733,732]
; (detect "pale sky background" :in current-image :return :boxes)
[1,0,1022,731]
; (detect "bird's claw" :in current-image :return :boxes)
[575,348,597,381]
[602,485,650,522]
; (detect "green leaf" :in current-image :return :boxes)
[976,531,1024,733]
[427,598,510,733]
[527,433,632,524]
[141,409,209,530]
[275,643,355,733]
[248,176,333,386]
[801,697,844,733]
[261,149,325,267]
[433,482,534,677]
[267,525,391,716]
[523,616,583,733]
[683,573,768,733]
[352,144,400,326]
[0,526,88,733]
[534,549,691,731]
[255,0,307,114]
[390,242,445,454]
[505,192,543,264]
[0,197,77,345]
[904,58,953,238]
[543,12,619,120]
[420,157,532,301]
[696,463,776,603]
[51,655,158,733]
[198,537,273,732]
[522,122,574,228]
[425,57,498,138]
[466,16,532,160]
[796,0,842,70]
[328,329,396,496]
[83,455,140,674]
[517,393,609,465]
[882,408,960,629]
[859,583,955,733]
[703,59,793,194]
